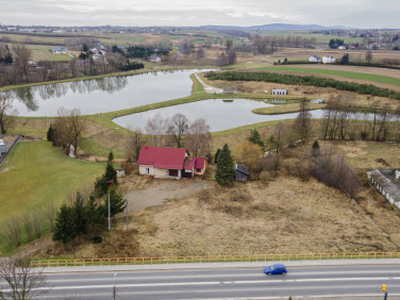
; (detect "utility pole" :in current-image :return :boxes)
[107,180,113,230]
[126,199,129,231]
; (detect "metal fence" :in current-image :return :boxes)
[31,252,400,267]
[0,135,21,168]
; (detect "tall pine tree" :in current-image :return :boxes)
[73,192,88,237]
[52,204,77,245]
[248,129,264,150]
[104,187,127,218]
[215,144,235,187]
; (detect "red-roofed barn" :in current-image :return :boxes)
[137,146,207,179]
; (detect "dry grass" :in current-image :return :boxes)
[132,179,397,256]
[320,140,400,170]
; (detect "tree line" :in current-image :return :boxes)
[125,113,212,163]
[205,71,400,100]
[0,42,144,87]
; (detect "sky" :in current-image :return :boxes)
[1,0,399,28]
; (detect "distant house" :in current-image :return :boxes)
[149,55,161,63]
[396,170,400,180]
[27,60,37,72]
[0,139,6,155]
[272,88,287,96]
[338,45,347,50]
[223,88,234,94]
[308,55,321,62]
[235,164,249,181]
[51,46,70,54]
[137,146,207,179]
[322,56,336,64]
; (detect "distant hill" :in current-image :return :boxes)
[202,23,351,31]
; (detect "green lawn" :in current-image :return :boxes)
[258,66,400,87]
[0,141,105,223]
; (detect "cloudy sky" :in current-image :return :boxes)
[1,0,399,28]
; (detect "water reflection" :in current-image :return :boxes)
[4,69,207,116]
[113,98,326,132]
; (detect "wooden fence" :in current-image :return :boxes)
[31,252,400,267]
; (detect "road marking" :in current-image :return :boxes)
[40,276,400,291]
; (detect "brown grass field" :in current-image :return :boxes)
[34,139,400,259]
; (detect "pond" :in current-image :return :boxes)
[113,98,326,132]
[5,69,210,117]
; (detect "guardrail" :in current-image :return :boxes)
[31,252,400,267]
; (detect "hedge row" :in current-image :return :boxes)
[205,71,400,100]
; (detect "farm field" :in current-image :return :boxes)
[258,66,400,87]
[0,141,105,224]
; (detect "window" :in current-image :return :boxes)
[196,168,202,172]
[145,167,150,175]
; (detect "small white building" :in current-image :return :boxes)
[308,55,321,62]
[272,89,287,96]
[338,45,347,50]
[149,55,161,63]
[396,170,400,180]
[322,56,337,64]
[51,46,70,55]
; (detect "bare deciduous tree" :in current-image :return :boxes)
[187,119,211,157]
[0,93,18,134]
[53,107,87,156]
[12,43,32,82]
[293,98,311,144]
[0,257,49,299]
[125,126,146,162]
[2,217,22,247]
[44,204,57,232]
[167,113,189,148]
[23,213,34,242]
[32,211,43,239]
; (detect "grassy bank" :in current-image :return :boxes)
[252,102,326,115]
[0,141,105,254]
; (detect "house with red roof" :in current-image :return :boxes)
[137,146,207,179]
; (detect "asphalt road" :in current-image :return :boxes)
[35,262,400,299]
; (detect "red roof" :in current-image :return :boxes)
[183,157,196,170]
[194,157,206,169]
[137,146,188,170]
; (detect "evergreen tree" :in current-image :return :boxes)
[215,144,235,187]
[108,151,114,163]
[52,204,76,245]
[73,192,88,236]
[341,53,349,65]
[46,124,54,143]
[311,139,320,157]
[87,194,105,230]
[248,129,264,149]
[214,148,221,164]
[104,187,126,218]
[94,152,118,197]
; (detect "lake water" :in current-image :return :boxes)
[6,69,210,117]
[113,98,326,132]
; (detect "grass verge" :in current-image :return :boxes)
[0,141,105,254]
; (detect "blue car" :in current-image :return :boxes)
[264,264,287,276]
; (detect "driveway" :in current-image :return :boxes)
[125,179,211,212]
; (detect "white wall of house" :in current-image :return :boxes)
[139,165,182,179]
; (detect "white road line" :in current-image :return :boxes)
[38,276,400,291]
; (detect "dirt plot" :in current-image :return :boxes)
[125,179,211,212]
